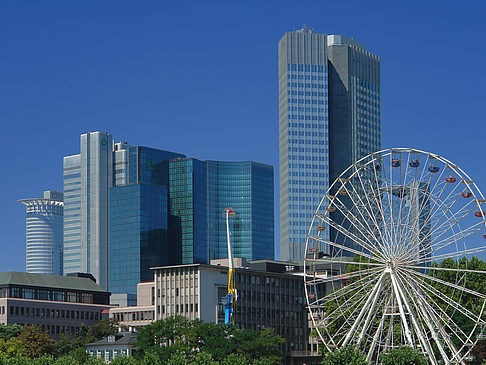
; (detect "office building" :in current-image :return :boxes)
[206,161,274,261]
[63,132,183,291]
[152,261,307,358]
[0,271,111,340]
[327,35,381,185]
[19,191,64,275]
[109,281,154,328]
[167,158,274,264]
[168,158,208,264]
[278,28,381,260]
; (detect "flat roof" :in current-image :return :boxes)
[0,272,107,293]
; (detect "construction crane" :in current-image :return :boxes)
[223,207,237,324]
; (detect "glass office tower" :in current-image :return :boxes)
[168,158,208,264]
[18,191,64,275]
[278,28,329,261]
[207,161,274,261]
[63,132,183,291]
[278,29,381,261]
[327,35,381,186]
[109,184,168,295]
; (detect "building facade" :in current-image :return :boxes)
[19,191,64,275]
[278,28,381,261]
[153,262,307,356]
[206,161,274,262]
[278,28,329,261]
[63,132,183,292]
[0,272,111,340]
[168,158,208,264]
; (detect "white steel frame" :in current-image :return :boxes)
[304,148,486,364]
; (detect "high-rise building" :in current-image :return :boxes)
[63,132,183,291]
[206,161,274,261]
[63,132,113,289]
[167,158,274,264]
[18,191,64,275]
[327,34,381,185]
[278,28,329,261]
[168,158,208,264]
[278,28,381,261]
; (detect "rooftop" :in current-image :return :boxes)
[0,272,107,293]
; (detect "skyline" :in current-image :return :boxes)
[2,1,486,272]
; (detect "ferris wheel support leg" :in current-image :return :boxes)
[356,278,384,347]
[366,295,389,363]
[342,273,385,347]
[389,269,415,346]
[391,271,438,365]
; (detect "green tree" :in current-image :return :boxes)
[110,355,137,365]
[17,325,54,359]
[380,346,428,365]
[221,353,249,365]
[0,325,23,341]
[0,337,26,359]
[84,319,119,344]
[321,346,367,365]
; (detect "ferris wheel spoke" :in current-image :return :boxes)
[309,223,384,262]
[416,197,479,252]
[396,271,451,364]
[307,258,385,267]
[392,270,438,363]
[399,269,471,342]
[315,269,383,305]
[401,264,486,275]
[400,271,474,364]
[342,272,386,347]
[389,270,415,346]
[352,164,393,257]
[416,185,477,252]
[400,266,486,302]
[369,157,395,254]
[323,288,377,346]
[329,193,387,261]
[320,280,377,330]
[414,220,485,259]
[420,246,486,264]
[404,269,483,326]
[366,292,392,363]
[306,266,381,286]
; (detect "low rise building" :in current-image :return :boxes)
[152,261,309,358]
[0,272,112,339]
[86,331,138,362]
[109,281,155,328]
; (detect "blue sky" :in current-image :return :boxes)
[1,1,485,271]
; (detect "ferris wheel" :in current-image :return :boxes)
[304,148,486,365]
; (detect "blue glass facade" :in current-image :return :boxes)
[207,161,274,261]
[109,184,168,295]
[168,158,207,264]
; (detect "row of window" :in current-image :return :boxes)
[112,310,154,322]
[4,305,99,321]
[0,287,97,304]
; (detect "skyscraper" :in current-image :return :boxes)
[327,35,381,186]
[63,132,183,291]
[63,131,113,289]
[167,158,274,264]
[206,161,274,261]
[278,28,329,261]
[278,28,381,261]
[18,191,64,275]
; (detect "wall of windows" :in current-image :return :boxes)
[109,184,169,295]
